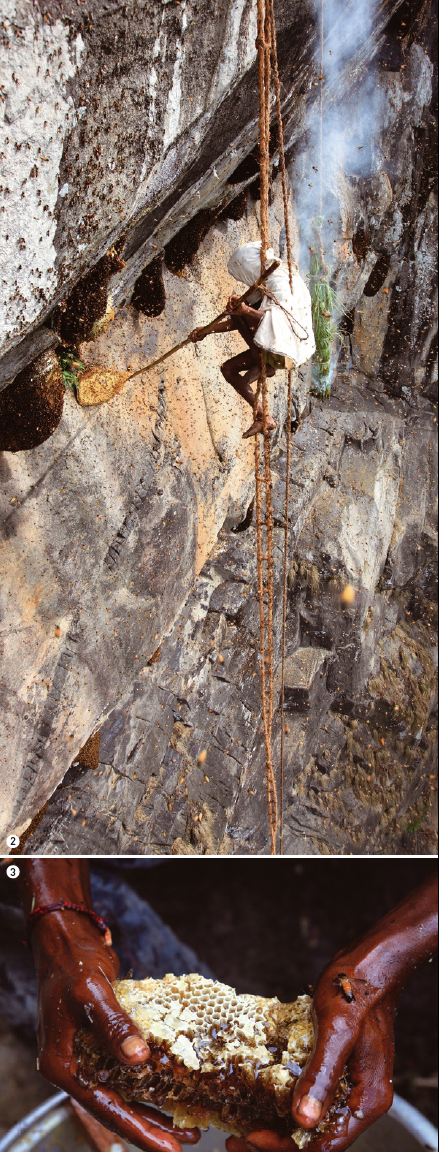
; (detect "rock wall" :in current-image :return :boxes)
[0,200,292,841]
[0,0,404,390]
[0,0,437,852]
[0,0,314,388]
[20,383,437,856]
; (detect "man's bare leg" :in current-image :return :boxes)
[221,350,276,438]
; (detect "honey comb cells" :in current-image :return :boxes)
[74,974,349,1148]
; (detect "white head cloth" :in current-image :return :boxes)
[227,241,315,367]
[227,240,277,286]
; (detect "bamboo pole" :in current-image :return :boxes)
[125,259,280,381]
[76,260,280,406]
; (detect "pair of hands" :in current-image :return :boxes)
[31,916,401,1152]
[24,866,437,1152]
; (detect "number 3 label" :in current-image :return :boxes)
[6,865,20,879]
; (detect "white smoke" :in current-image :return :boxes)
[288,0,386,275]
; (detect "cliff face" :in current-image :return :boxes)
[0,0,437,852]
[0,201,291,840]
[0,0,314,388]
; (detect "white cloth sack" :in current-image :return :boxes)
[227,240,315,368]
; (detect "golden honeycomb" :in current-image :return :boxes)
[74,974,348,1148]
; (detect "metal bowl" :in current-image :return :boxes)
[0,1093,436,1152]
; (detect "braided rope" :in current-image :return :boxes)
[255,0,278,855]
[25,901,112,946]
[254,0,306,853]
[260,282,309,340]
[266,0,296,857]
[319,0,324,216]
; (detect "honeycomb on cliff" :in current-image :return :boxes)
[74,974,349,1148]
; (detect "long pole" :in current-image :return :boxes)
[125,260,280,382]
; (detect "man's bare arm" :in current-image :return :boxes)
[227,873,437,1152]
[19,860,200,1152]
[189,294,263,341]
[189,316,236,341]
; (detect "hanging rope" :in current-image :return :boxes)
[254,0,309,854]
[319,0,324,216]
[255,0,278,855]
[266,0,296,856]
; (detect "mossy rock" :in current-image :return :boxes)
[0,349,63,452]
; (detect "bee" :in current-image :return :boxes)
[334,973,355,1003]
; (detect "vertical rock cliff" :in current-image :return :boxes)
[0,0,437,853]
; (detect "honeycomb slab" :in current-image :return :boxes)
[74,974,349,1147]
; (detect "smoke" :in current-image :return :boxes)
[288,0,385,276]
[322,0,377,77]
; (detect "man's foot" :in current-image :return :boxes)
[242,415,276,439]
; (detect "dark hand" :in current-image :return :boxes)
[189,327,203,342]
[32,912,200,1152]
[226,874,437,1152]
[226,970,395,1152]
[229,967,395,1152]
[226,294,243,314]
[288,959,396,1150]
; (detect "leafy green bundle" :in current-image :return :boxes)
[309,216,343,398]
[56,346,84,394]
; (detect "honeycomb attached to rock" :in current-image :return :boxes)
[74,974,349,1148]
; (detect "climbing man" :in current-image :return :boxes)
[190,240,315,438]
